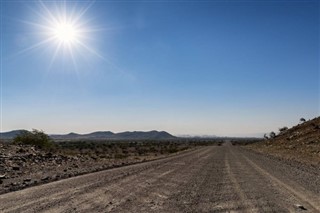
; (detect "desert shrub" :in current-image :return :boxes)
[13,129,53,149]
[269,131,276,139]
[114,153,127,159]
[279,126,288,132]
[167,147,178,153]
[300,118,306,123]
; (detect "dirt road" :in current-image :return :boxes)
[1,143,319,212]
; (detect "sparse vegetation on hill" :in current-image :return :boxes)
[249,117,320,165]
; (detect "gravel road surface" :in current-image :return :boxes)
[1,143,319,212]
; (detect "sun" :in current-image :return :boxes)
[52,22,78,44]
[16,0,107,71]
[38,2,88,50]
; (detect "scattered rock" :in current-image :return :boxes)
[0,142,173,195]
[46,152,53,157]
[18,148,26,153]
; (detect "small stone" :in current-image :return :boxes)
[12,166,20,171]
[295,204,307,210]
[10,182,18,186]
[41,176,49,181]
[23,178,31,182]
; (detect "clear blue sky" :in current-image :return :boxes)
[1,0,319,136]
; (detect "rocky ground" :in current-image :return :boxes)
[0,143,192,195]
[247,117,320,166]
[1,143,319,212]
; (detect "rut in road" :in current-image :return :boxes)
[0,144,319,213]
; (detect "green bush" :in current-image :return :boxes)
[13,129,53,149]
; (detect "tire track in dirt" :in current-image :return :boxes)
[164,146,241,213]
[74,147,217,213]
[1,144,319,213]
[0,147,212,213]
[242,153,320,212]
[224,151,259,212]
[227,145,320,212]
[228,147,295,212]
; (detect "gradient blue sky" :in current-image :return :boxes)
[1,0,319,136]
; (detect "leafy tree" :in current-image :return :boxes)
[13,129,53,149]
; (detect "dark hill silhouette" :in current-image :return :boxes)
[0,130,26,139]
[51,130,176,140]
[1,130,176,140]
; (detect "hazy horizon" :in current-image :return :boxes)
[1,1,319,137]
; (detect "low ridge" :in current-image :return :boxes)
[250,117,320,165]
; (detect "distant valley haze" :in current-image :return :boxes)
[0,1,319,136]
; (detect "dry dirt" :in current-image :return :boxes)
[248,117,320,166]
[1,142,319,213]
[0,143,189,194]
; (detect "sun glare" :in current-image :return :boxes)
[53,22,78,44]
[18,0,105,67]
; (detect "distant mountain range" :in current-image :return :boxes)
[0,130,176,140]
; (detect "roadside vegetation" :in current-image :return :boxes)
[53,138,224,159]
[0,133,223,194]
[10,129,224,158]
[248,117,320,165]
[13,129,54,149]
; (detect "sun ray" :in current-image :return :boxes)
[48,42,63,70]
[39,1,58,24]
[71,1,95,26]
[14,37,56,57]
[15,0,112,74]
[74,39,105,60]
[68,44,80,78]
[74,39,129,78]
